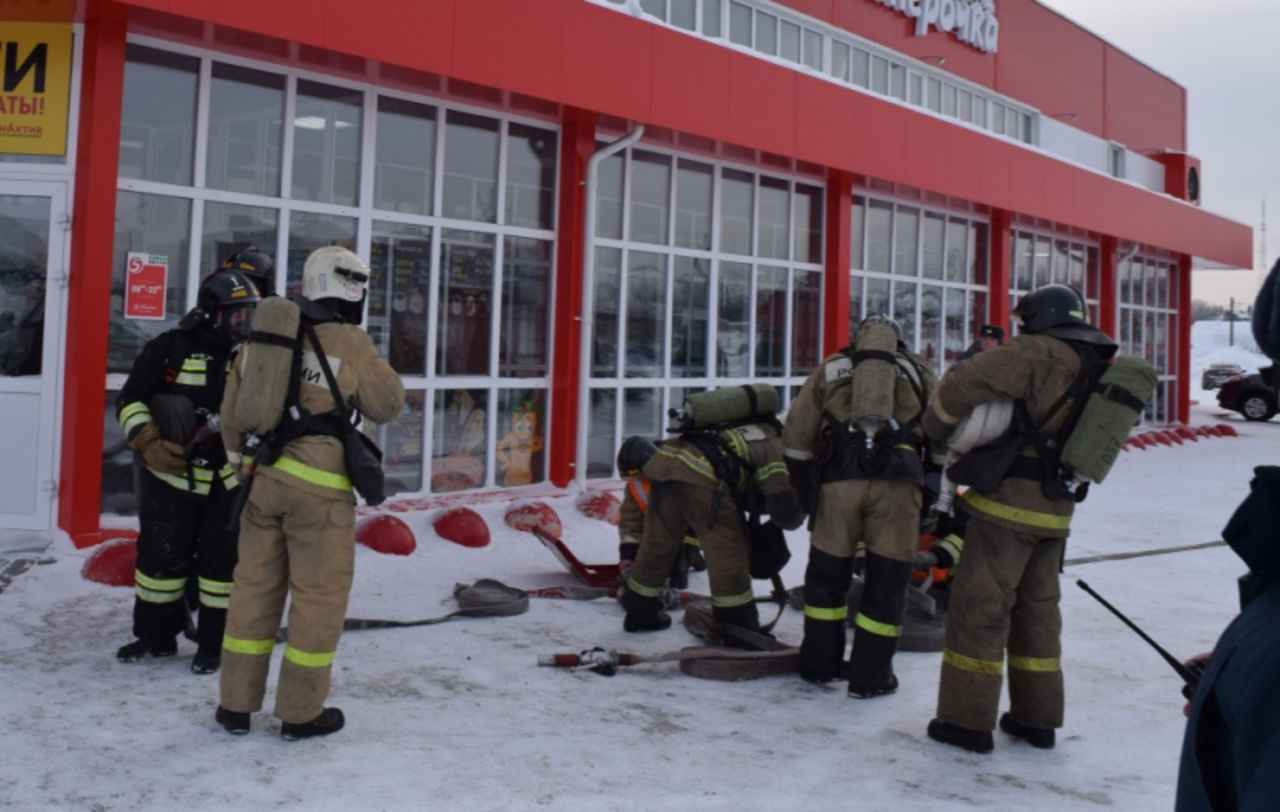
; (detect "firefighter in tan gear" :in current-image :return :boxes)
[619,389,805,635]
[616,436,704,590]
[923,284,1117,754]
[215,246,405,740]
[783,315,939,698]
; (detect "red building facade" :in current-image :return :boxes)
[0,0,1250,543]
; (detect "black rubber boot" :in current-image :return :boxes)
[620,586,672,632]
[1000,713,1056,749]
[282,707,345,741]
[799,549,852,683]
[215,706,250,735]
[117,636,178,662]
[927,719,994,753]
[711,602,764,649]
[191,648,221,675]
[847,552,911,698]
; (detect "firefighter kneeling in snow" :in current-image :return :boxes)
[619,386,805,636]
[115,268,261,674]
[616,436,704,591]
[215,246,405,740]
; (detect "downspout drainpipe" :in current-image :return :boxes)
[577,124,645,488]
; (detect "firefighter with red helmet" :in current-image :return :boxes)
[115,268,261,674]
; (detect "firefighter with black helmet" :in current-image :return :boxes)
[924,283,1118,754]
[221,246,276,298]
[115,267,261,674]
[615,436,704,590]
[216,245,405,740]
[783,314,940,698]
[619,387,805,636]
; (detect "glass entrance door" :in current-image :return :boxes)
[0,183,67,530]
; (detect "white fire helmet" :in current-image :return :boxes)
[302,245,370,303]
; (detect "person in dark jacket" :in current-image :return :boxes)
[957,323,1004,362]
[1175,466,1280,811]
[115,268,261,674]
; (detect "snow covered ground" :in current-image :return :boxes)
[0,321,1273,811]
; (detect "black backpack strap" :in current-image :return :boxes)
[301,321,350,425]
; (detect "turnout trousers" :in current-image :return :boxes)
[802,478,920,687]
[936,516,1065,732]
[219,475,355,724]
[132,468,238,651]
[631,480,755,621]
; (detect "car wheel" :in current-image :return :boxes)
[1240,393,1277,421]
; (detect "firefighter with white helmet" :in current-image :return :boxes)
[215,245,404,740]
[115,267,262,674]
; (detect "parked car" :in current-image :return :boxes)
[1217,366,1278,421]
[1201,361,1244,389]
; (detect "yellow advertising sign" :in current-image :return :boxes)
[0,22,73,156]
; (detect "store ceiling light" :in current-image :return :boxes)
[294,115,327,130]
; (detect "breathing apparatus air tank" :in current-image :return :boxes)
[669,383,780,430]
[234,296,301,436]
[1059,355,1157,484]
[848,318,900,444]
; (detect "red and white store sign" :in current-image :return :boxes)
[123,252,168,320]
[870,0,1000,53]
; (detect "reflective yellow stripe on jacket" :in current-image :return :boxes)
[118,401,151,436]
[271,456,352,492]
[173,357,208,387]
[961,490,1072,531]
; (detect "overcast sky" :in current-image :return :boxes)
[1037,0,1277,308]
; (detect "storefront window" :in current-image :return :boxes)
[893,206,918,276]
[431,387,488,492]
[200,202,277,279]
[442,111,499,223]
[791,269,820,373]
[624,387,663,439]
[375,96,437,215]
[101,389,136,515]
[671,256,710,378]
[757,176,789,260]
[630,150,671,245]
[625,251,666,378]
[720,168,754,255]
[291,79,362,206]
[500,237,552,377]
[592,246,621,377]
[369,221,433,376]
[922,212,944,280]
[119,46,198,185]
[109,191,192,373]
[506,124,557,229]
[284,212,356,298]
[587,387,617,477]
[754,265,787,376]
[717,261,751,377]
[206,63,284,196]
[379,391,424,495]
[675,160,714,250]
[437,230,495,376]
[794,184,822,264]
[595,151,624,239]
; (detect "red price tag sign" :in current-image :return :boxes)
[124,252,168,320]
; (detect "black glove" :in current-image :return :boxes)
[785,457,817,517]
[764,488,806,531]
